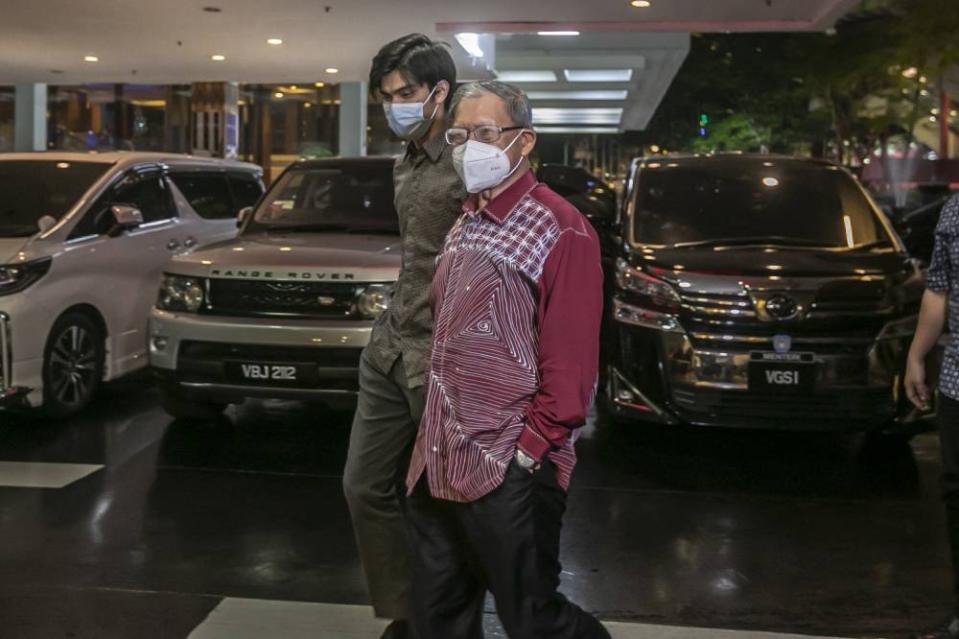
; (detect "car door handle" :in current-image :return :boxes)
[166,239,181,251]
[183,236,197,249]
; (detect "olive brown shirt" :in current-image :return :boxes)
[366,133,466,387]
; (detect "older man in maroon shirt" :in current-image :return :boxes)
[403,80,609,639]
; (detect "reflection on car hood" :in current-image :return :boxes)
[632,246,911,278]
[166,232,402,283]
[0,237,29,264]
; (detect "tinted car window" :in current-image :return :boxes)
[170,173,234,219]
[73,170,174,238]
[0,160,110,237]
[250,164,398,234]
[633,161,889,248]
[229,174,264,210]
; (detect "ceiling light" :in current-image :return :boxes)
[649,145,660,153]
[496,70,558,83]
[762,177,780,187]
[630,0,652,6]
[455,33,485,58]
[84,55,99,63]
[304,102,312,108]
[537,31,580,36]
[274,92,284,98]
[535,126,620,134]
[211,54,226,61]
[325,67,339,74]
[532,107,623,125]
[267,38,283,45]
[315,82,325,88]
[525,90,628,101]
[290,85,298,90]
[564,69,633,82]
[56,162,70,169]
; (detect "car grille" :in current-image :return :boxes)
[679,287,894,355]
[203,279,358,320]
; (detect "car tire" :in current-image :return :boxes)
[158,383,226,421]
[41,312,105,418]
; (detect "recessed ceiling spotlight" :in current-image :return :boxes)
[325,67,339,74]
[211,54,226,61]
[267,38,283,45]
[630,0,651,6]
[84,55,99,63]
[274,92,284,98]
[315,82,325,88]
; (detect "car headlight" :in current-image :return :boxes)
[615,258,681,311]
[355,284,394,319]
[157,274,206,312]
[0,258,52,297]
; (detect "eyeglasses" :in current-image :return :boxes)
[445,125,525,146]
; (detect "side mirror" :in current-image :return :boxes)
[37,215,58,234]
[237,206,253,229]
[108,204,144,237]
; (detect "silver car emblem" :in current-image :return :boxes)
[764,294,800,321]
[773,334,792,354]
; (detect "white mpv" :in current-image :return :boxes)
[0,152,263,416]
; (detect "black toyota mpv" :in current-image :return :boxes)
[606,154,930,431]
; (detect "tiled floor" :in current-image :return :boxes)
[0,375,950,638]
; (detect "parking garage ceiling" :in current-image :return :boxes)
[0,0,859,131]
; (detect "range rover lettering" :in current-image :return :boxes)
[149,157,399,419]
[606,155,928,431]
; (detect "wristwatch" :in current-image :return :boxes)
[515,448,540,472]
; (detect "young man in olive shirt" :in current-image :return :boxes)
[342,34,465,639]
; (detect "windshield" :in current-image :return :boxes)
[0,160,111,237]
[632,161,892,249]
[250,165,398,234]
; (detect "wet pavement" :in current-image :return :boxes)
[0,373,952,639]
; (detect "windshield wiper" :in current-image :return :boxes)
[672,236,834,249]
[264,223,353,233]
[846,240,894,251]
[0,225,37,238]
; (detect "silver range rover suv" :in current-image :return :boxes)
[149,157,399,419]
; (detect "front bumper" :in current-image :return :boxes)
[149,308,371,402]
[608,299,925,431]
[0,312,32,407]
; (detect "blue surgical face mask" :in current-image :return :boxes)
[383,85,440,140]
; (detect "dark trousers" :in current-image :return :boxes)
[940,394,959,614]
[404,458,610,639]
[343,351,423,619]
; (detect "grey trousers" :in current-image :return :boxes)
[343,349,424,619]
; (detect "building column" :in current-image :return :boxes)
[14,83,47,151]
[338,81,367,157]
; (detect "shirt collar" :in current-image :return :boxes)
[463,170,538,225]
[405,132,448,163]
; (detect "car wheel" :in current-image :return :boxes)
[158,383,226,421]
[42,313,105,418]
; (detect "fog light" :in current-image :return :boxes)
[152,336,169,352]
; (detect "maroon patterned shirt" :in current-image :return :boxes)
[406,170,604,503]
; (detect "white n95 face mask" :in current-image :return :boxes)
[451,131,526,194]
[383,85,439,140]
